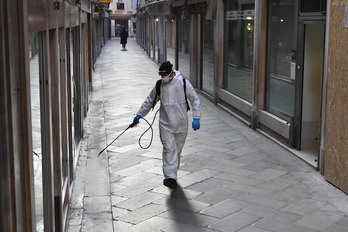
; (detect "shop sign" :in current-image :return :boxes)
[93,12,100,19]
[114,10,134,15]
[114,10,124,14]
[225,11,238,20]
[243,10,254,20]
[100,0,111,4]
[225,10,254,21]
[188,3,206,14]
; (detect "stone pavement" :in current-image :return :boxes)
[66,38,348,232]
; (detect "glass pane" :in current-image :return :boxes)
[115,22,121,37]
[202,17,214,95]
[301,0,320,12]
[70,29,75,154]
[66,28,75,182]
[144,19,147,48]
[29,32,44,232]
[154,18,158,61]
[321,0,327,11]
[59,29,68,183]
[165,19,176,66]
[150,19,155,59]
[178,17,190,78]
[117,2,125,10]
[141,19,146,48]
[266,0,298,119]
[224,1,255,102]
[0,17,2,76]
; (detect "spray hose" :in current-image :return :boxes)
[97,109,160,157]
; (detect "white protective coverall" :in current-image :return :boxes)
[137,70,201,179]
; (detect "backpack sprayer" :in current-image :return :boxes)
[97,109,160,157]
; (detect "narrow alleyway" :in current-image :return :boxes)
[66,38,348,232]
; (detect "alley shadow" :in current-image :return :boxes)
[166,184,201,229]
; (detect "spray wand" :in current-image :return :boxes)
[97,109,160,157]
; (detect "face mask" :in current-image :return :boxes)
[161,71,173,84]
[162,75,170,84]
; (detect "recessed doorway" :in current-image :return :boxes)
[295,21,325,167]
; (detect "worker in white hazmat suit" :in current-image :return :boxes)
[133,61,201,189]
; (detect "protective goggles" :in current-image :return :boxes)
[158,70,172,76]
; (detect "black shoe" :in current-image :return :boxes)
[163,178,177,189]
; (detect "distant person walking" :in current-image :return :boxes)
[120,27,128,50]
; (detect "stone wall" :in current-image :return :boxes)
[325,0,348,194]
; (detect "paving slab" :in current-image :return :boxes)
[280,198,327,216]
[117,203,168,224]
[158,208,218,227]
[253,217,320,232]
[113,220,133,231]
[84,196,111,213]
[295,209,345,231]
[208,212,262,232]
[237,227,273,232]
[162,222,216,232]
[242,204,302,224]
[115,191,165,211]
[154,195,210,212]
[200,199,249,218]
[127,216,175,232]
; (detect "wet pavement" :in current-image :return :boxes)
[66,38,348,232]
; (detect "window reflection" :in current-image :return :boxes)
[150,18,156,60]
[155,18,158,62]
[58,29,69,186]
[202,17,214,95]
[29,32,44,232]
[224,1,255,102]
[266,0,298,119]
[70,28,75,156]
[165,18,175,67]
[178,16,190,78]
[301,0,322,12]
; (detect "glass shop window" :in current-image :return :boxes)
[165,18,176,67]
[117,3,125,10]
[178,16,191,79]
[202,17,215,96]
[29,31,44,232]
[301,0,326,13]
[265,0,298,119]
[224,0,255,102]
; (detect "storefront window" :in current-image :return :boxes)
[149,18,155,60]
[202,17,214,96]
[165,19,176,67]
[154,18,158,62]
[301,0,326,12]
[58,29,68,186]
[148,17,158,62]
[29,32,44,232]
[70,29,76,156]
[178,16,190,78]
[266,0,298,119]
[224,0,255,102]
